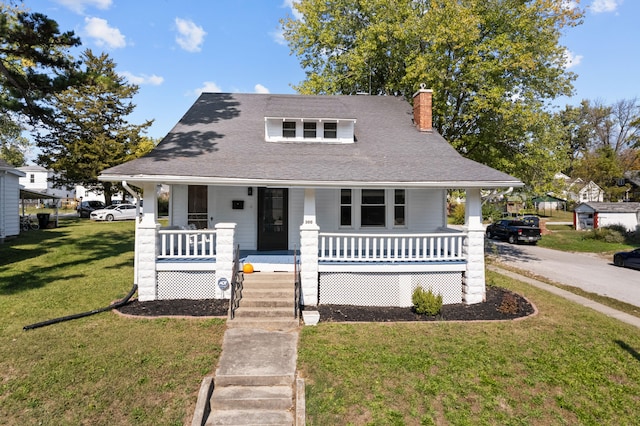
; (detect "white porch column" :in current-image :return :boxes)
[300,188,319,306]
[215,222,236,299]
[137,183,160,301]
[463,188,485,304]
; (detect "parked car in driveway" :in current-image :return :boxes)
[613,248,640,270]
[90,203,139,221]
[77,200,106,218]
[486,219,542,244]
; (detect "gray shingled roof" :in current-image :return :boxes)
[578,202,640,213]
[100,93,521,188]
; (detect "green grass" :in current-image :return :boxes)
[538,228,637,254]
[0,219,225,425]
[299,272,640,425]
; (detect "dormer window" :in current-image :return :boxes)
[303,122,317,138]
[324,122,337,139]
[282,121,296,138]
[266,118,355,143]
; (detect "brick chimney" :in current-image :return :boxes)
[413,85,433,132]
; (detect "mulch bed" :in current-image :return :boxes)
[116,286,535,322]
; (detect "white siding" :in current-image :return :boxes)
[315,187,446,233]
[210,186,256,250]
[170,185,189,226]
[288,188,305,249]
[598,213,639,232]
[1,173,21,237]
[167,185,449,250]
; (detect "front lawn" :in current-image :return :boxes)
[0,219,225,425]
[299,271,640,425]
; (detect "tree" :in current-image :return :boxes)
[0,4,82,125]
[572,146,627,202]
[36,50,153,205]
[0,112,29,166]
[282,0,582,185]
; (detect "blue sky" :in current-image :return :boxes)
[25,0,639,140]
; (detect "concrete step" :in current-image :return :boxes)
[242,279,295,289]
[241,288,295,299]
[210,385,292,410]
[240,298,293,308]
[235,307,293,318]
[205,409,293,425]
[214,373,295,388]
[227,317,299,331]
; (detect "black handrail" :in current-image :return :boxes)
[228,244,243,320]
[294,245,302,318]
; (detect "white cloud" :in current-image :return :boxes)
[563,49,583,69]
[282,0,303,20]
[84,17,126,49]
[271,28,287,46]
[591,0,622,13]
[188,81,222,96]
[55,0,112,14]
[175,18,207,52]
[254,84,270,94]
[120,71,164,86]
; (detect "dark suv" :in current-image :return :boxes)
[77,200,106,218]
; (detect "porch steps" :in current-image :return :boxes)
[229,272,299,331]
[205,327,299,426]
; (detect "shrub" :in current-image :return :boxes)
[450,203,466,225]
[412,287,443,316]
[583,226,625,244]
[497,293,519,314]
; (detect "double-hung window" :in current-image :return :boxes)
[394,189,406,226]
[340,189,352,227]
[303,122,317,138]
[361,189,386,227]
[282,121,296,138]
[323,122,337,139]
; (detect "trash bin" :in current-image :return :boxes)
[36,213,50,229]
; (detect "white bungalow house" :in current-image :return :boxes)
[574,202,640,232]
[99,89,522,307]
[1,159,25,242]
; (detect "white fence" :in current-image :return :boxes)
[158,229,217,259]
[319,232,466,262]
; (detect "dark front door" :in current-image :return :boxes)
[188,185,208,229]
[258,188,288,250]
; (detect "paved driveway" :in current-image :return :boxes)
[487,240,640,308]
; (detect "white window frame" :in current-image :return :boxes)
[338,188,407,229]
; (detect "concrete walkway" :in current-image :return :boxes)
[489,264,640,329]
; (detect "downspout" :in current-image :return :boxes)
[122,181,141,287]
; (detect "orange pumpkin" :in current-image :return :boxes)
[243,263,254,274]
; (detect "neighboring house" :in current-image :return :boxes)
[99,89,522,307]
[532,195,566,213]
[1,159,25,242]
[574,202,640,232]
[554,173,604,203]
[623,171,640,201]
[18,165,75,206]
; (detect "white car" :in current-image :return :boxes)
[90,204,140,221]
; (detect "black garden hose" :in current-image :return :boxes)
[23,284,138,331]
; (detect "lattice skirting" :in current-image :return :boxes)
[319,271,463,307]
[157,271,217,300]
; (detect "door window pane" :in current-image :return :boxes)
[340,189,352,227]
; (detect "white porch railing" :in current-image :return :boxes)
[158,229,217,259]
[319,232,466,262]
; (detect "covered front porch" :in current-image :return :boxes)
[132,183,487,306]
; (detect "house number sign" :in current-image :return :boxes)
[218,277,230,291]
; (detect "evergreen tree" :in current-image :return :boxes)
[0,4,82,126]
[36,50,153,205]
